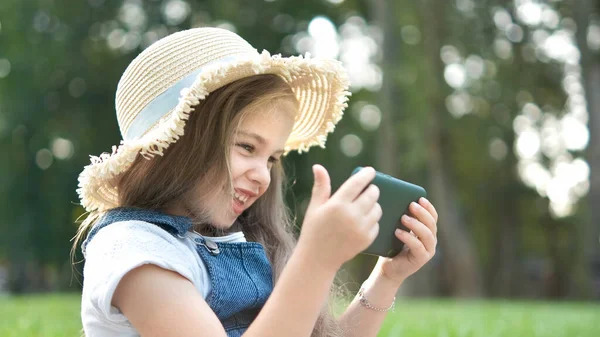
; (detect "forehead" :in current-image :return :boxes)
[238,99,296,132]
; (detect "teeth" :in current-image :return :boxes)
[234,192,248,203]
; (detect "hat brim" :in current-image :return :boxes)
[77,50,350,212]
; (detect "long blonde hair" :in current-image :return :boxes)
[72,74,342,336]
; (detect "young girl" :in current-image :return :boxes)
[74,27,438,337]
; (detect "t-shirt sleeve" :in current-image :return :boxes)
[82,220,201,323]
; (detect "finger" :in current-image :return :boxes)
[395,229,430,260]
[419,197,438,223]
[409,201,437,236]
[355,184,380,212]
[367,222,380,243]
[334,167,376,202]
[308,165,331,207]
[400,215,436,253]
[364,202,382,227]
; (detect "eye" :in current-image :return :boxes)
[268,156,279,164]
[237,143,255,153]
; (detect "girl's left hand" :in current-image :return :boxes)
[376,197,439,285]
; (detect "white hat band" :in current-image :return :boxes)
[125,55,241,140]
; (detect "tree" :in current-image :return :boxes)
[573,0,600,299]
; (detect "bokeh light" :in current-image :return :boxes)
[489,138,509,161]
[441,45,462,64]
[478,0,594,217]
[163,0,191,26]
[446,92,473,118]
[36,149,53,170]
[0,59,10,78]
[444,64,467,89]
[516,0,543,26]
[307,16,339,59]
[400,25,421,45]
[340,134,363,157]
[51,138,75,160]
[68,78,87,98]
[588,22,600,51]
[294,15,382,92]
[119,0,147,30]
[494,38,513,60]
[358,104,381,131]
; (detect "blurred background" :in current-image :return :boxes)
[0,0,599,335]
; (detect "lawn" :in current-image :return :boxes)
[0,293,598,336]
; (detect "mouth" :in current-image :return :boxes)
[233,190,250,204]
[231,188,256,215]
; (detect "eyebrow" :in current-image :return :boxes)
[238,131,285,154]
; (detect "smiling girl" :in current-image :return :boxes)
[73,27,438,337]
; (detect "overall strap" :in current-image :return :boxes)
[82,207,193,256]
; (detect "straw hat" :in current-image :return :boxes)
[77,27,351,212]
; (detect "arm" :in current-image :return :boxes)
[244,244,337,336]
[336,261,402,337]
[112,264,227,337]
[338,198,439,337]
[112,244,337,337]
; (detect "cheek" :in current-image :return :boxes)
[257,186,268,198]
[229,150,247,176]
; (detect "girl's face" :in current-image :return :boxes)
[183,100,296,230]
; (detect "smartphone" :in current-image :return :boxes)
[351,167,427,258]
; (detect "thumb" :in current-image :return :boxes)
[309,164,331,207]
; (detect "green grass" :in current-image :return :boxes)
[0,293,82,337]
[0,294,598,336]
[377,299,599,337]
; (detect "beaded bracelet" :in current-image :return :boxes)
[358,287,396,312]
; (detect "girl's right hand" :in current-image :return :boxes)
[297,165,382,271]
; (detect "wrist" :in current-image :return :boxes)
[356,274,399,313]
[366,270,403,293]
[294,239,341,275]
[370,261,406,290]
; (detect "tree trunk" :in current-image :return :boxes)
[418,0,484,297]
[542,214,571,298]
[370,0,441,297]
[490,197,519,297]
[573,0,600,300]
[372,0,399,175]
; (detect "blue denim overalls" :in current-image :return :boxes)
[82,207,274,337]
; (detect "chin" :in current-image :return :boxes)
[211,215,238,229]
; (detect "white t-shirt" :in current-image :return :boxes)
[81,220,246,337]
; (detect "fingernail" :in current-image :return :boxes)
[401,214,409,222]
[421,197,429,204]
[395,228,403,235]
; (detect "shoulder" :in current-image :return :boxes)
[91,219,181,244]
[84,220,199,280]
[86,220,193,258]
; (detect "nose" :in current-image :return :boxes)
[247,160,271,188]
